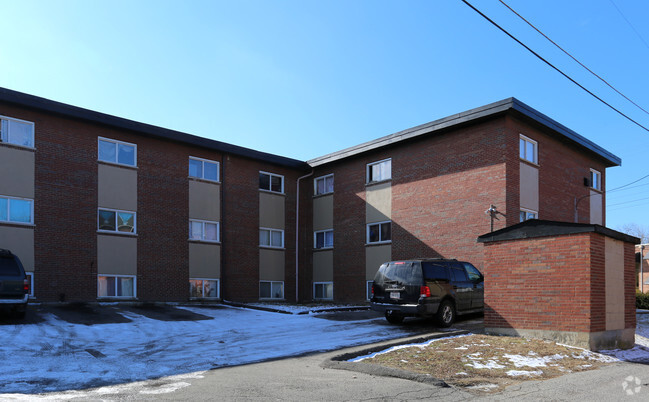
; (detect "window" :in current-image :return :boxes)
[463,263,483,282]
[590,169,601,191]
[25,272,34,297]
[367,221,391,244]
[314,229,333,249]
[423,262,450,282]
[98,137,136,167]
[189,219,219,242]
[260,281,284,299]
[0,196,33,224]
[0,116,34,148]
[367,281,373,300]
[259,171,284,193]
[314,282,333,300]
[314,174,334,195]
[260,228,284,248]
[98,275,135,298]
[189,157,219,182]
[98,208,136,233]
[189,278,219,298]
[519,135,537,164]
[367,159,391,183]
[519,208,537,222]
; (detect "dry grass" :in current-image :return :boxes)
[359,334,616,393]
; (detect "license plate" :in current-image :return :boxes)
[390,291,400,299]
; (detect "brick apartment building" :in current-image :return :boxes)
[0,87,619,303]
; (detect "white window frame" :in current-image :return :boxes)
[313,282,334,300]
[25,271,34,297]
[519,208,538,222]
[314,229,334,249]
[0,195,34,225]
[98,137,137,167]
[189,156,220,182]
[97,275,137,298]
[97,208,137,234]
[259,227,284,248]
[259,171,284,194]
[367,281,373,301]
[189,278,220,299]
[260,281,284,300]
[366,220,392,244]
[314,174,334,195]
[519,134,538,164]
[590,169,602,191]
[0,115,35,148]
[366,158,392,184]
[189,219,220,242]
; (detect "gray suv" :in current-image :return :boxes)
[0,249,29,318]
[370,258,483,327]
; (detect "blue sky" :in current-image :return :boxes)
[1,0,648,233]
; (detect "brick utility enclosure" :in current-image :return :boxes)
[478,220,638,351]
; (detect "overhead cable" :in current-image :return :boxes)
[459,0,649,133]
[499,0,649,117]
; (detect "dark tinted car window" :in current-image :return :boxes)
[0,256,21,276]
[450,266,468,282]
[463,263,483,282]
[422,262,450,281]
[375,262,422,285]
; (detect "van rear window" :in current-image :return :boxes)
[0,256,21,276]
[375,262,422,284]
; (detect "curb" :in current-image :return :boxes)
[322,330,470,387]
[221,300,371,315]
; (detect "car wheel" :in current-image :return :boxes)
[436,300,455,327]
[385,311,404,324]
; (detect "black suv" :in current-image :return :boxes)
[0,249,29,318]
[370,258,483,327]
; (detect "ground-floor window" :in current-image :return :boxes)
[313,282,333,300]
[98,275,136,298]
[260,281,284,299]
[189,278,219,299]
[25,271,34,297]
[519,208,537,222]
[367,281,373,300]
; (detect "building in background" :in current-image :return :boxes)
[0,88,619,303]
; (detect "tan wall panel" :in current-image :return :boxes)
[189,180,220,221]
[519,162,539,212]
[366,245,391,280]
[189,243,221,278]
[0,226,34,271]
[605,237,625,331]
[259,192,285,229]
[590,190,603,225]
[313,250,333,282]
[98,164,137,211]
[313,195,333,231]
[366,181,391,223]
[0,146,34,198]
[259,248,284,281]
[97,235,137,275]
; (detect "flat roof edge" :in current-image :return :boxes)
[0,87,308,170]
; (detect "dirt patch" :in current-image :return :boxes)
[49,303,132,325]
[358,334,617,394]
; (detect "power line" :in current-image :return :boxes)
[499,0,649,117]
[459,0,649,133]
[608,0,649,53]
[607,172,649,193]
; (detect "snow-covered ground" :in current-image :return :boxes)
[0,305,424,394]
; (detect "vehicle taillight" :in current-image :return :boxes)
[420,285,431,298]
[371,284,375,296]
[24,279,29,293]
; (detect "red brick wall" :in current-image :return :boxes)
[483,233,594,332]
[625,242,637,329]
[505,115,608,225]
[391,117,511,269]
